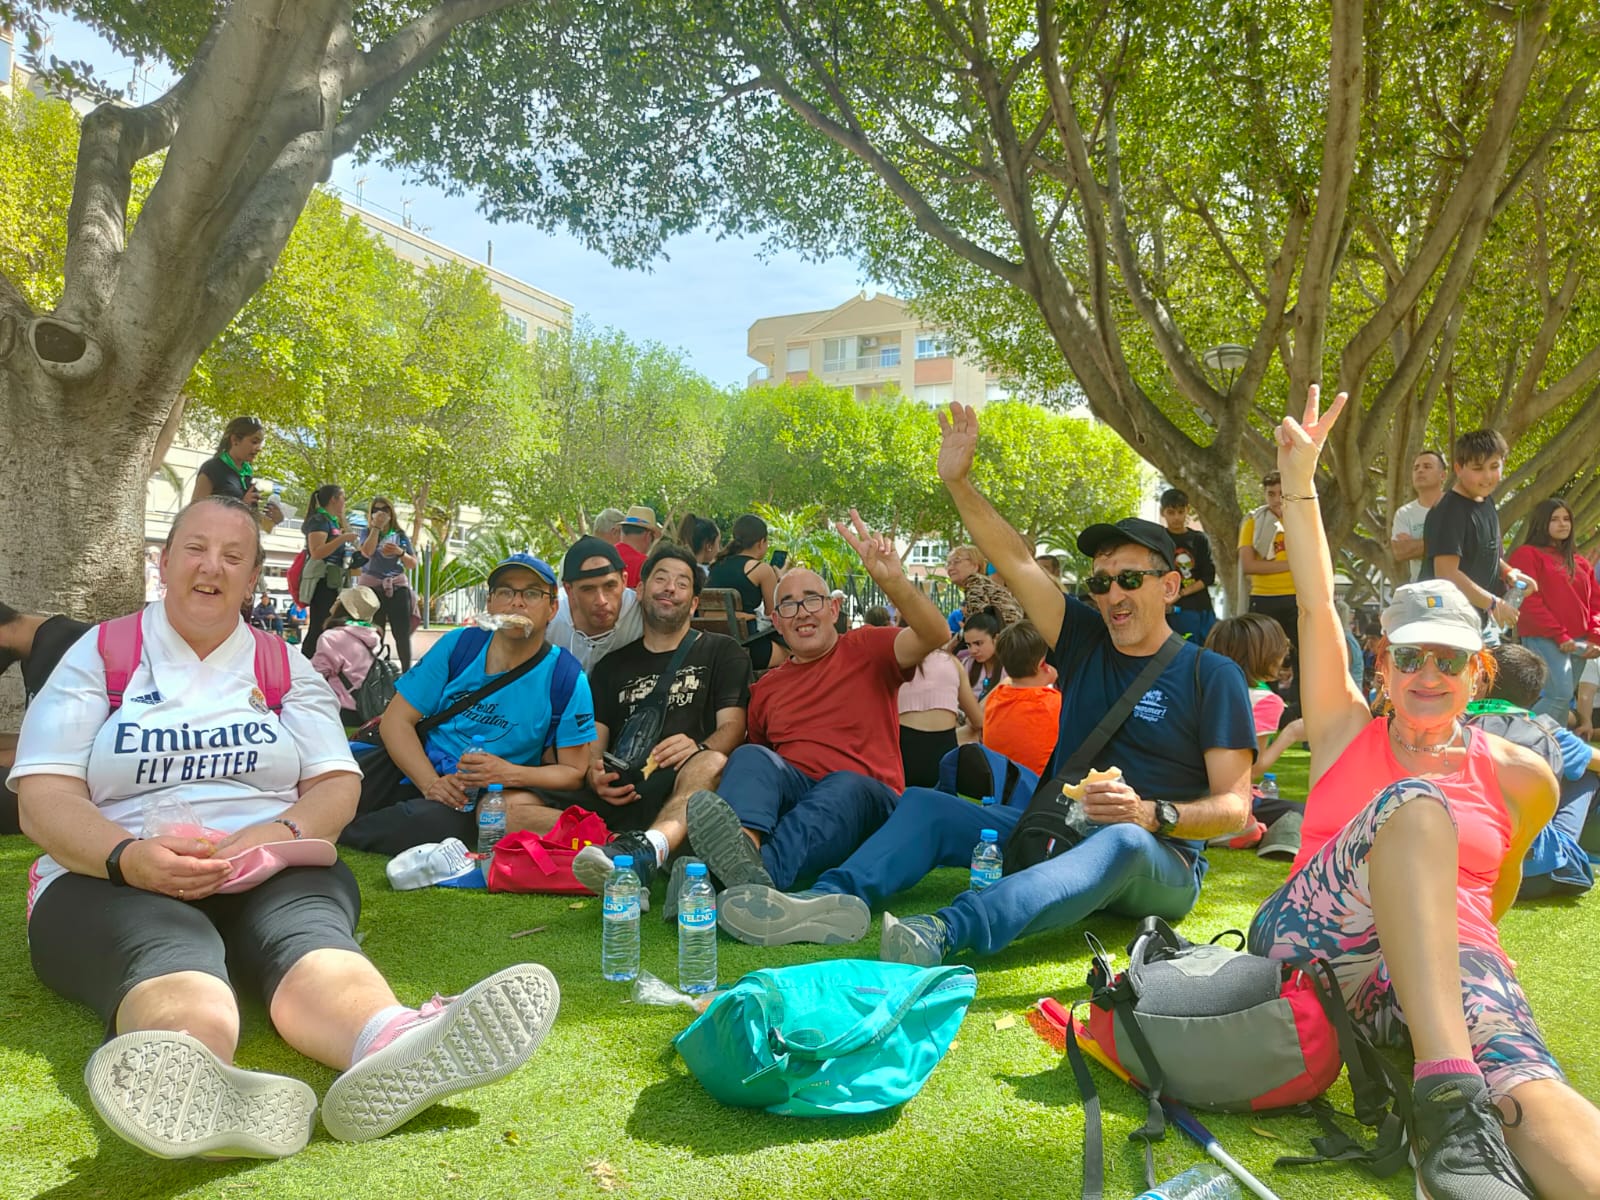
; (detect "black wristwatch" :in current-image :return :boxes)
[1151,800,1180,837]
[106,837,139,887]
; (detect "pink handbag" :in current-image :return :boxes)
[486,807,612,893]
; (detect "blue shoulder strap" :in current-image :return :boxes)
[543,645,583,751]
[446,626,492,684]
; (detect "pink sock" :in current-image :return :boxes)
[1415,1057,1480,1082]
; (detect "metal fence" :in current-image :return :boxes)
[819,569,963,622]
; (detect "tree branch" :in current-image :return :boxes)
[348,0,523,95]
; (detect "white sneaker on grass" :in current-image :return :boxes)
[321,963,560,1142]
[85,1030,316,1160]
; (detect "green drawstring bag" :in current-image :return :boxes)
[673,959,976,1116]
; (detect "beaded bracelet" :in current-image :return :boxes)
[1283,492,1319,502]
[274,817,304,840]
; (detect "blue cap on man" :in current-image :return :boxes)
[487,553,557,590]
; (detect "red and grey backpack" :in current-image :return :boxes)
[98,611,291,714]
[1068,917,1410,1197]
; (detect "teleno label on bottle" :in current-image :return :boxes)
[679,906,717,930]
[603,896,638,920]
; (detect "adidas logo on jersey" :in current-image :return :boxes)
[128,690,163,705]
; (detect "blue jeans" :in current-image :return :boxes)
[812,786,1201,957]
[1523,636,1578,722]
[718,745,899,891]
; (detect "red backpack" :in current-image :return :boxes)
[98,611,290,714]
[285,549,309,607]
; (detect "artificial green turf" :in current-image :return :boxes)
[4,748,1597,1199]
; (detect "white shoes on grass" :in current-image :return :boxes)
[85,963,560,1159]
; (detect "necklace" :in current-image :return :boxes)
[1389,718,1462,756]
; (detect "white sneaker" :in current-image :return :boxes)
[85,1031,316,1160]
[322,963,560,1142]
[386,838,475,890]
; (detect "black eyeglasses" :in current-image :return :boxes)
[370,506,391,514]
[490,585,553,604]
[774,593,828,618]
[1388,646,1473,676]
[1085,569,1169,595]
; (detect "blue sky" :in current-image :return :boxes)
[41,14,873,388]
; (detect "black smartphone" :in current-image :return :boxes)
[602,751,646,790]
[770,549,788,569]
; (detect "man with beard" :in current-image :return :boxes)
[716,410,1256,958]
[561,544,752,909]
[681,512,952,935]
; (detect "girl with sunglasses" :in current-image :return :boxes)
[357,497,419,671]
[1246,388,1593,1200]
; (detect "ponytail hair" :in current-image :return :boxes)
[677,512,720,557]
[217,416,263,456]
[716,513,768,563]
[311,483,343,512]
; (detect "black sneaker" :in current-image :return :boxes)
[879,912,953,966]
[572,831,658,911]
[686,790,774,892]
[1411,1072,1535,1200]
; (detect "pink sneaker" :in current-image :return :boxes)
[1226,820,1267,851]
[321,963,559,1142]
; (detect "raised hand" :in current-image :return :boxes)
[835,508,900,584]
[1275,383,1348,487]
[936,402,980,484]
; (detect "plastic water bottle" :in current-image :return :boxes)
[1259,773,1279,801]
[1133,1163,1242,1199]
[1502,578,1530,629]
[462,735,486,812]
[476,783,505,855]
[677,862,718,995]
[602,856,642,981]
[970,828,1003,892]
[980,794,997,809]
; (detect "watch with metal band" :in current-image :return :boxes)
[106,837,139,887]
[1152,800,1180,837]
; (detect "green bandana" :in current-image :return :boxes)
[315,506,341,531]
[219,450,254,481]
[1466,698,1530,717]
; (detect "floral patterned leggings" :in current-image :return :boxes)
[1247,779,1563,1098]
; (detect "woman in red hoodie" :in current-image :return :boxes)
[1507,498,1600,723]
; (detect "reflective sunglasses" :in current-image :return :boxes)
[774,593,828,618]
[490,584,554,604]
[1085,568,1169,595]
[1388,646,1473,676]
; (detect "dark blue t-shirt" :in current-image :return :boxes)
[1046,597,1256,864]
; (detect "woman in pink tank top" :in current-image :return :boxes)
[1246,389,1589,1200]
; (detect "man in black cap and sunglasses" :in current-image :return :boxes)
[736,409,1260,966]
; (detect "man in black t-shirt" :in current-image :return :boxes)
[564,545,752,908]
[1422,428,1536,647]
[1159,487,1217,640]
[1,604,93,833]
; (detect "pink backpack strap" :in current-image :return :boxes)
[248,627,291,715]
[97,612,146,713]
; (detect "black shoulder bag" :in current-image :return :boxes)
[354,641,556,814]
[1003,634,1184,875]
[604,631,701,786]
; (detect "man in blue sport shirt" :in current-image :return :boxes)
[339,554,595,855]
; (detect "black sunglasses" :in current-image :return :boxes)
[1085,568,1169,595]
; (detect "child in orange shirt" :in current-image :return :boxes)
[981,621,1062,777]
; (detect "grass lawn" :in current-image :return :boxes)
[4,748,1597,1200]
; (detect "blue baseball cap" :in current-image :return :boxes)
[487,553,557,590]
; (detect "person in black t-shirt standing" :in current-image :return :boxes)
[1423,428,1537,648]
[192,416,284,532]
[1,602,93,833]
[1159,487,1217,641]
[566,544,753,907]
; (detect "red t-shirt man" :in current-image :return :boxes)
[615,541,646,589]
[748,625,912,791]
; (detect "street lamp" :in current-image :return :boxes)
[1202,343,1249,393]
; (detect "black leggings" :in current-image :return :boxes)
[29,863,364,1035]
[370,583,414,671]
[302,579,340,657]
[899,725,958,790]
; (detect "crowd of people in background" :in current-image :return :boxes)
[2,395,1599,1199]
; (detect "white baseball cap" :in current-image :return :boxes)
[1381,581,1484,653]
